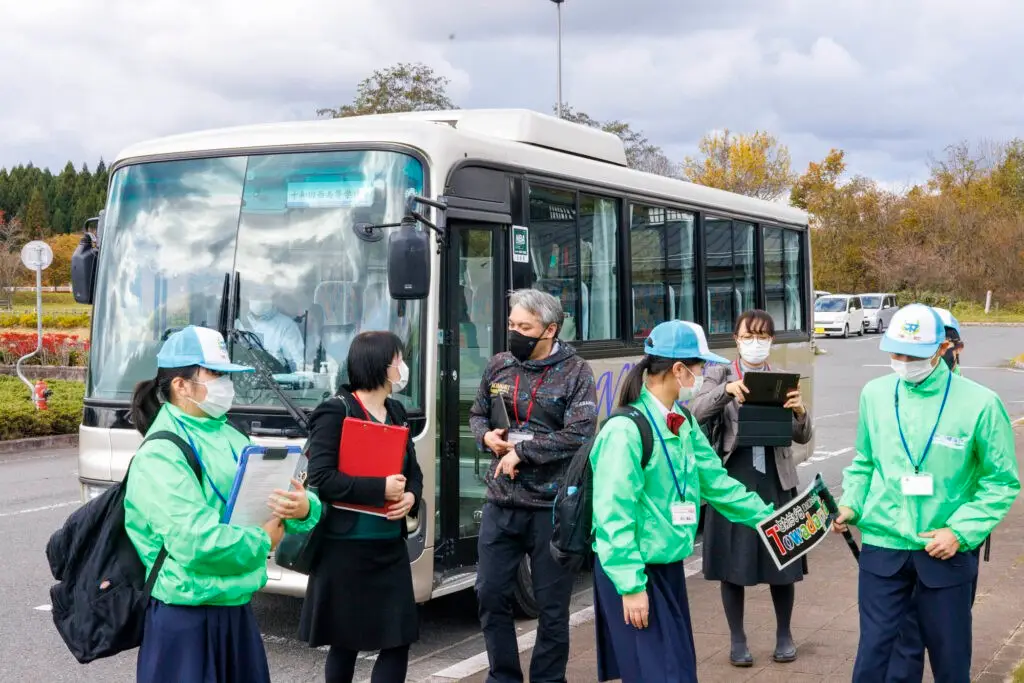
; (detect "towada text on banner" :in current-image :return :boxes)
[756,473,836,571]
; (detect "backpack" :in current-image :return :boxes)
[45,431,202,664]
[698,412,726,457]
[550,407,658,571]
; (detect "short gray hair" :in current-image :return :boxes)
[509,288,564,331]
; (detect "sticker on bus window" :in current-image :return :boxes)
[285,181,374,209]
[512,226,529,263]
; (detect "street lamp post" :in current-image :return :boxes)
[550,0,564,118]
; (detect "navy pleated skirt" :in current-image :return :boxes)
[593,559,698,683]
[136,599,270,683]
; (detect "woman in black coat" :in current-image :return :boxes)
[299,331,424,683]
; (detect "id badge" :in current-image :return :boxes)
[901,473,934,497]
[671,502,698,526]
[508,431,534,445]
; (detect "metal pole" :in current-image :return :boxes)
[15,247,44,400]
[555,1,563,118]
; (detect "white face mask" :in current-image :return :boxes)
[676,365,704,402]
[891,358,936,384]
[189,375,235,418]
[389,361,410,394]
[739,338,772,365]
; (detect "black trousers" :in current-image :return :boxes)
[853,545,977,683]
[476,503,575,683]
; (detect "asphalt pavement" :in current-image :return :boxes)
[1,327,1021,683]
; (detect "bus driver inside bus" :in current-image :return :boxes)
[237,285,304,372]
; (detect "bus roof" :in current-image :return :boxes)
[113,109,809,227]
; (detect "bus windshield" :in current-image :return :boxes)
[88,149,426,411]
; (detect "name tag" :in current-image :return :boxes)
[671,502,698,526]
[508,431,534,445]
[901,473,934,497]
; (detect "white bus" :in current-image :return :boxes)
[71,109,814,617]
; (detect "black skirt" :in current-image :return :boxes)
[702,446,808,585]
[299,537,419,650]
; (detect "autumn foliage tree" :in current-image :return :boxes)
[317,63,456,118]
[682,130,796,201]
[557,104,677,177]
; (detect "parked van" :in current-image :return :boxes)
[814,290,831,300]
[858,293,899,333]
[814,294,866,338]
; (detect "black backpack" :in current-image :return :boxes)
[550,407,657,571]
[698,412,726,457]
[45,431,202,664]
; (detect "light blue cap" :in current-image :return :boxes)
[932,307,961,336]
[645,320,729,364]
[880,304,944,359]
[157,326,254,373]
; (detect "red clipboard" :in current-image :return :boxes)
[335,416,409,517]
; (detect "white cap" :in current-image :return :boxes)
[879,304,944,359]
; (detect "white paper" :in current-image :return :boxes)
[224,450,303,528]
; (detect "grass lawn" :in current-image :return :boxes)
[952,301,1024,323]
[8,290,90,315]
[1013,660,1024,683]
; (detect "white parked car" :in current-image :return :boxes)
[814,294,866,338]
[858,293,899,334]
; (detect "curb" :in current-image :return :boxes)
[961,322,1024,327]
[0,433,78,456]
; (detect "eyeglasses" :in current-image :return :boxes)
[737,334,772,342]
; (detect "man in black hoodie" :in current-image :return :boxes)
[470,288,598,683]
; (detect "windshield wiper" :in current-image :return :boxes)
[228,328,311,437]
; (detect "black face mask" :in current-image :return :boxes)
[942,347,959,370]
[509,330,545,362]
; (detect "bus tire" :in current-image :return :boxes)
[513,556,540,619]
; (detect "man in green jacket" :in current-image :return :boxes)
[833,304,1019,683]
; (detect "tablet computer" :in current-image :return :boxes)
[742,371,801,406]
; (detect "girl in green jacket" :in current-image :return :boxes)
[590,320,773,683]
[124,326,322,683]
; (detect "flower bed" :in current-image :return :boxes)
[0,376,84,441]
[0,332,90,367]
[0,311,91,329]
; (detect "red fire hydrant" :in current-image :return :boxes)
[33,380,51,411]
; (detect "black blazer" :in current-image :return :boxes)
[306,388,424,538]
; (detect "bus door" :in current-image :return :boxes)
[437,220,509,572]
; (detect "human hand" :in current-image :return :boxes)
[484,429,513,455]
[495,450,522,479]
[622,591,649,629]
[784,389,806,417]
[725,380,749,403]
[385,474,407,502]
[832,506,855,534]
[268,478,311,520]
[386,492,416,521]
[262,518,285,550]
[920,528,960,560]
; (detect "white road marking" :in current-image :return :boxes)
[863,364,1024,373]
[800,447,854,467]
[34,604,51,611]
[813,410,857,421]
[0,500,78,519]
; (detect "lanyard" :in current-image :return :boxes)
[640,402,688,501]
[733,358,770,380]
[513,369,549,429]
[894,371,952,474]
[171,417,238,506]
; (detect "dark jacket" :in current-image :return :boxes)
[469,343,598,509]
[690,363,812,491]
[306,388,424,538]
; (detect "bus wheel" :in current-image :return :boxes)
[513,556,540,619]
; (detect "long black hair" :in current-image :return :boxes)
[618,354,702,407]
[130,366,200,435]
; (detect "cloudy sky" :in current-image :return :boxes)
[3,0,1021,186]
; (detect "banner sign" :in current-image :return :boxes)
[757,474,837,571]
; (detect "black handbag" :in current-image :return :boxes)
[274,457,324,575]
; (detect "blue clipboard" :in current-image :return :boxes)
[221,444,303,525]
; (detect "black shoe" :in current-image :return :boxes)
[772,643,798,663]
[729,643,754,667]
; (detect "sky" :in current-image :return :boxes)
[3,0,1023,188]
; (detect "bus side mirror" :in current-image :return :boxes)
[71,232,99,305]
[388,218,431,300]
